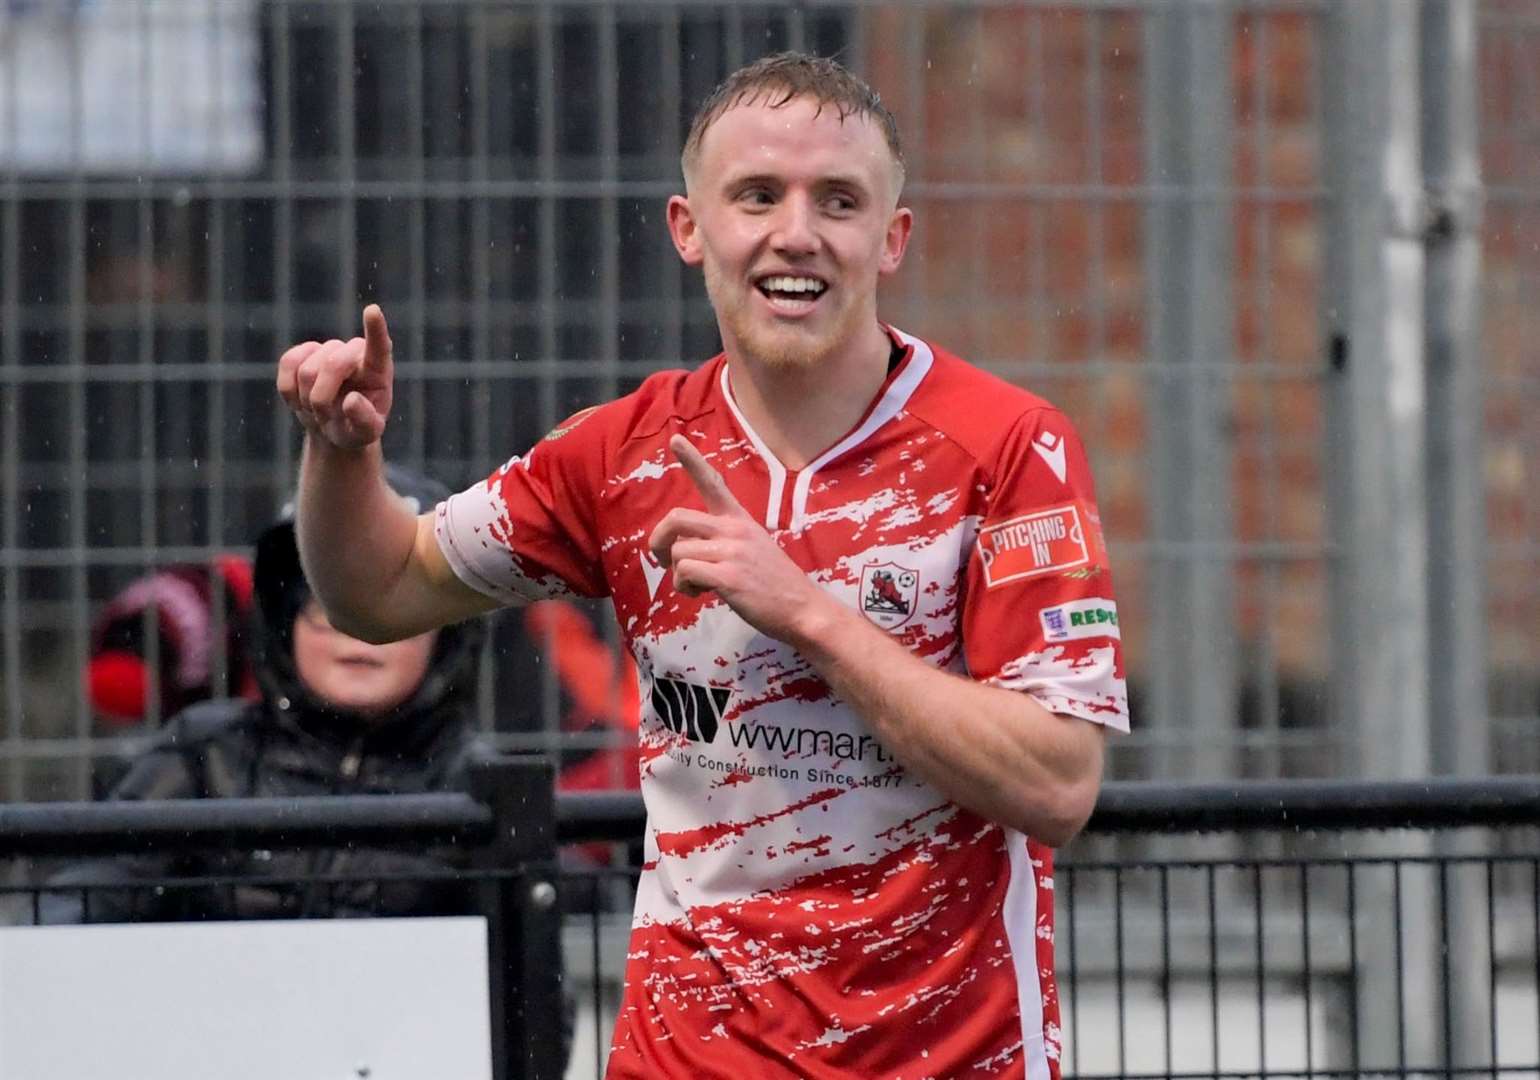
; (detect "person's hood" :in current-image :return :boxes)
[250,465,484,755]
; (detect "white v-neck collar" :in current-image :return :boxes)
[718,328,935,532]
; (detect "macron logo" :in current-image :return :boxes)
[640,550,667,601]
[1033,431,1067,484]
[650,676,731,744]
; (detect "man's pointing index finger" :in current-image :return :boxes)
[362,303,393,371]
[669,434,745,518]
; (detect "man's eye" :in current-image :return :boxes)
[826,195,857,212]
[741,189,774,205]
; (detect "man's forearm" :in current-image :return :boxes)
[788,600,1105,845]
[295,437,421,642]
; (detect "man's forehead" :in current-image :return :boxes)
[696,97,897,179]
[705,95,878,143]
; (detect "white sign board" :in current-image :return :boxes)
[0,0,263,174]
[0,917,493,1080]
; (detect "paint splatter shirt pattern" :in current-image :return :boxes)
[436,329,1129,1079]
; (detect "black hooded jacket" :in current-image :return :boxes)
[42,467,488,923]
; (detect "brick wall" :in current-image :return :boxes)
[865,6,1536,705]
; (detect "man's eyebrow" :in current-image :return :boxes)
[817,173,875,193]
[722,171,875,194]
[721,172,781,189]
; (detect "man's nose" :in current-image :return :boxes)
[769,195,819,255]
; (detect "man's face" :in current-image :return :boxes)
[668,95,912,372]
[292,599,438,719]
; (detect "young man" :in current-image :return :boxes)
[277,52,1127,1080]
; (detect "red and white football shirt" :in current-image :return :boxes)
[437,329,1128,1079]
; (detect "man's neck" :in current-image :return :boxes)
[725,323,895,471]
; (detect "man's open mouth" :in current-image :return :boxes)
[756,274,827,303]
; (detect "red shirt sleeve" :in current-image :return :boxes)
[962,408,1129,731]
[435,404,611,603]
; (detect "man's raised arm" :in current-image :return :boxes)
[276,304,498,643]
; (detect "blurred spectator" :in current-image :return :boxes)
[85,555,259,800]
[86,555,258,731]
[41,466,486,924]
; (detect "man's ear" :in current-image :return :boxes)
[879,206,913,277]
[667,195,704,266]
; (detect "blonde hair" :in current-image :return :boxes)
[681,52,904,186]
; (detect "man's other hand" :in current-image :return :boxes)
[649,434,835,645]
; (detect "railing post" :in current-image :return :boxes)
[1421,2,1490,1068]
[1139,0,1238,787]
[469,753,563,1080]
[1321,0,1444,1070]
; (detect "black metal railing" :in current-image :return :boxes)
[549,775,1540,841]
[1,755,566,1080]
[4,773,1540,1079]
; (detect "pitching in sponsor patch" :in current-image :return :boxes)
[977,504,1092,587]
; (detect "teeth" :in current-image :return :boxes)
[761,275,825,295]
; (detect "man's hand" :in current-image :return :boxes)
[648,435,833,643]
[276,304,394,450]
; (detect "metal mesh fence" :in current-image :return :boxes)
[0,0,1534,801]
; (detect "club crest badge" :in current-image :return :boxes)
[543,405,599,442]
[860,562,919,629]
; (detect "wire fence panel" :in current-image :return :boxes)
[1058,852,1540,1079]
[0,0,1535,800]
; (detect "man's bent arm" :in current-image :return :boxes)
[654,434,1107,845]
[788,601,1106,846]
[296,438,499,643]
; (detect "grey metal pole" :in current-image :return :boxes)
[1420,0,1491,1067]
[1137,9,1242,1008]
[1140,0,1237,785]
[1322,0,1431,784]
[1419,0,1487,781]
[1321,0,1438,1068]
